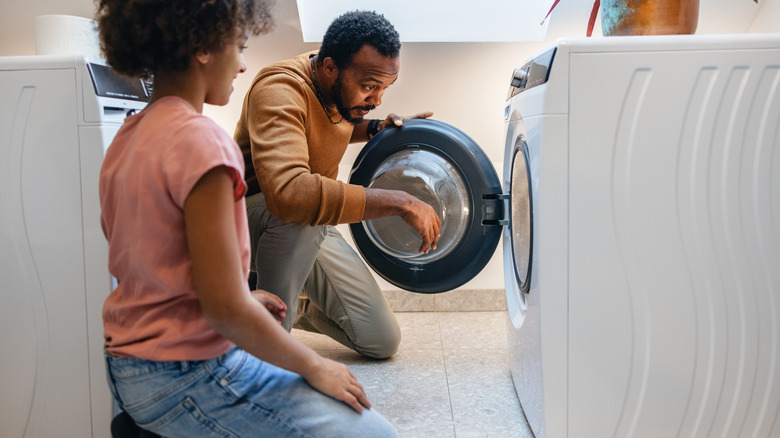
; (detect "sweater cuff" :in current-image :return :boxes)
[340,183,367,224]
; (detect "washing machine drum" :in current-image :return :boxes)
[349,119,503,293]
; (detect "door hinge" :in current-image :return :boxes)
[481,193,509,226]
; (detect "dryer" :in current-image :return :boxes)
[349,34,780,437]
[0,55,148,437]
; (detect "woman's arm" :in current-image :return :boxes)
[184,166,370,412]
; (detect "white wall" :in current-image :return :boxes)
[1,0,777,292]
[750,0,780,32]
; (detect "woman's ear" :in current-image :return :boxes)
[194,50,210,66]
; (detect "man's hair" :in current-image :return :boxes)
[95,0,275,77]
[317,10,400,69]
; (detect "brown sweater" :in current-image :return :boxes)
[234,51,366,226]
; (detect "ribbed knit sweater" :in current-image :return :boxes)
[234,51,366,226]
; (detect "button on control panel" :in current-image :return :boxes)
[506,48,556,100]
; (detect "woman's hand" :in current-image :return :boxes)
[302,356,371,413]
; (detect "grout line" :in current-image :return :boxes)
[437,312,458,437]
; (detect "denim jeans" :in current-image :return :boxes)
[105,347,398,437]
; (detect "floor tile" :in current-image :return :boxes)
[395,311,443,351]
[291,311,527,438]
[328,349,456,438]
[438,311,508,350]
[445,348,533,438]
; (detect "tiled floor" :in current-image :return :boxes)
[291,311,534,438]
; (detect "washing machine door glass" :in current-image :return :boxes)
[510,140,532,292]
[362,149,469,263]
[350,119,503,294]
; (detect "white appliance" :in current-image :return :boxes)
[504,34,780,437]
[0,55,148,437]
[289,33,779,438]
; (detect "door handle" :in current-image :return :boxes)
[481,193,509,226]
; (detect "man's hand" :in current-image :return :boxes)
[250,289,287,323]
[399,193,441,254]
[353,112,434,143]
[380,111,434,131]
[364,188,442,254]
[361,111,441,252]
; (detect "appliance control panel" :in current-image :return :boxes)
[87,63,151,102]
[506,48,555,101]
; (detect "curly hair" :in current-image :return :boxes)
[95,0,275,77]
[317,10,400,69]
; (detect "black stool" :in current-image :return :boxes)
[111,411,161,438]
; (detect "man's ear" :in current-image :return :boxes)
[320,57,339,80]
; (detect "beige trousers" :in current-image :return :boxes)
[246,193,400,359]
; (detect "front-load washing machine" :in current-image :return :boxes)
[0,55,149,437]
[349,34,780,437]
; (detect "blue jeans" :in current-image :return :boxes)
[105,347,397,438]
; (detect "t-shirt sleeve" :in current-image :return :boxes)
[164,117,246,209]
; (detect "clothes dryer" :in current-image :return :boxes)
[349,34,780,437]
[0,55,148,437]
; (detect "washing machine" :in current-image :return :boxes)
[349,33,780,437]
[0,55,148,437]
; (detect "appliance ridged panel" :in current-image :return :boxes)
[0,68,92,437]
[0,79,42,438]
[568,48,780,437]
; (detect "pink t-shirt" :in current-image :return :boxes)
[100,96,250,361]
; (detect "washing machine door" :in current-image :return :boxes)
[508,137,532,294]
[349,119,504,293]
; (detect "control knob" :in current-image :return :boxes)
[510,68,528,89]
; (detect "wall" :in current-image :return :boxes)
[1,0,777,292]
[750,0,780,32]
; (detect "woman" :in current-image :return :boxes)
[96,0,397,436]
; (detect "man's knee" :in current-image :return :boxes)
[354,317,401,360]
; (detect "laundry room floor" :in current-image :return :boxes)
[291,311,534,438]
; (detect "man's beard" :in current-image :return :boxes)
[331,74,375,125]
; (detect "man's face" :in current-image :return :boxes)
[330,45,399,124]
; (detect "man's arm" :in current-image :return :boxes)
[352,111,439,253]
[363,187,441,254]
[241,73,364,225]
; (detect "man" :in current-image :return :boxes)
[234,10,440,359]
